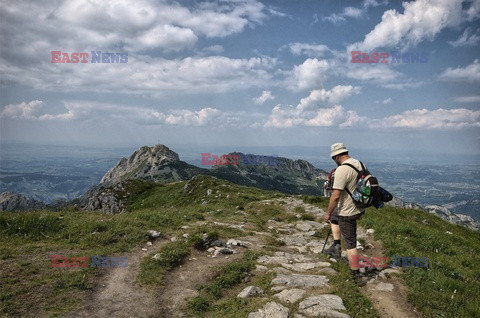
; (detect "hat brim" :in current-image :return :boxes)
[331,149,348,158]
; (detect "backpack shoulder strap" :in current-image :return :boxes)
[359,161,366,171]
[341,162,359,172]
[340,162,362,197]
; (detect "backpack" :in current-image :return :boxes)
[342,161,385,209]
[327,169,335,190]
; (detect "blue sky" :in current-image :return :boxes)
[0,0,479,158]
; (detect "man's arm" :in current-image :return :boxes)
[324,189,341,222]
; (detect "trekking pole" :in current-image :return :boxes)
[321,227,332,253]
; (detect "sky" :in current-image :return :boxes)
[1,0,479,159]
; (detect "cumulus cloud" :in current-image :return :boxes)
[448,28,480,47]
[345,65,401,82]
[322,0,388,24]
[370,108,480,129]
[265,104,365,128]
[0,0,277,57]
[288,43,332,57]
[264,86,364,128]
[297,85,360,110]
[152,108,222,126]
[135,25,198,51]
[0,100,154,122]
[0,55,278,94]
[348,0,479,52]
[289,58,330,91]
[254,91,275,104]
[439,59,480,82]
[0,100,259,128]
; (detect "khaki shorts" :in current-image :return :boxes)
[338,212,364,249]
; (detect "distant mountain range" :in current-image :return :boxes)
[386,196,480,231]
[1,144,478,231]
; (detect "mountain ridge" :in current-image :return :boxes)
[1,144,478,231]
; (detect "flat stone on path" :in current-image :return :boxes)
[281,261,331,272]
[248,301,289,318]
[299,295,350,318]
[272,273,329,289]
[274,288,306,304]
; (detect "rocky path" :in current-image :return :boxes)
[63,196,420,318]
[240,197,420,318]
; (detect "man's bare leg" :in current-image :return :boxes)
[331,223,341,240]
[347,247,359,270]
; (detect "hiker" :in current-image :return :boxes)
[323,142,367,286]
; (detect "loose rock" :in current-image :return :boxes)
[238,286,264,298]
[148,230,161,239]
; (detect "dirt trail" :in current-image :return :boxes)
[63,239,168,318]
[62,196,422,318]
[356,227,422,318]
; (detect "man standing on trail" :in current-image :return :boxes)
[323,142,367,286]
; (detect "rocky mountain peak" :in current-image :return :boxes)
[100,144,180,184]
[0,192,45,211]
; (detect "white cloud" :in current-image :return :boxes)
[0,55,278,94]
[135,25,198,51]
[382,97,392,104]
[380,81,425,90]
[288,43,332,57]
[265,104,365,128]
[439,59,480,82]
[289,58,330,91]
[323,7,363,23]
[349,0,471,52]
[297,85,360,110]
[453,95,480,102]
[153,108,222,126]
[371,108,480,129]
[264,86,364,128]
[363,0,389,8]
[448,28,480,47]
[346,65,400,82]
[343,7,364,18]
[1,0,277,58]
[0,100,262,128]
[322,0,388,24]
[254,91,275,104]
[0,100,45,120]
[322,13,346,24]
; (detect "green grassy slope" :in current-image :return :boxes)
[1,176,479,317]
[358,206,480,317]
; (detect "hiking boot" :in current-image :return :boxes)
[322,243,341,260]
[353,271,368,287]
